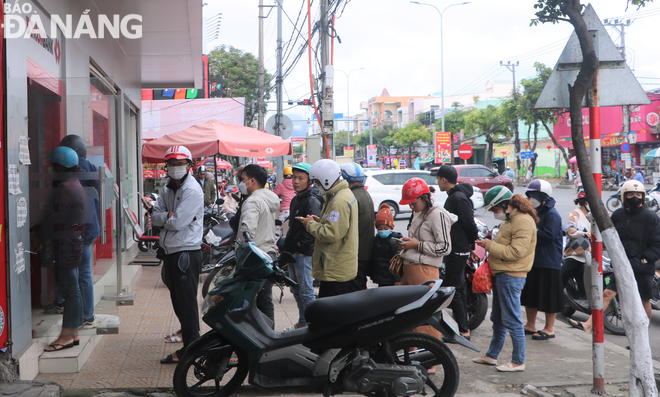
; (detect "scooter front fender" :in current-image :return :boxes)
[426,311,480,352]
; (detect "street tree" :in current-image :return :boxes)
[533,1,656,395]
[392,122,431,168]
[463,105,512,167]
[207,45,272,126]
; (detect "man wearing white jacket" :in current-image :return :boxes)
[236,164,281,327]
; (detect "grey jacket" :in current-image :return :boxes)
[152,174,204,254]
[236,188,281,253]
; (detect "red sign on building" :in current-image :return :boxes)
[435,132,451,163]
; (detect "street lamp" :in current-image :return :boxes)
[410,1,470,133]
[335,67,365,150]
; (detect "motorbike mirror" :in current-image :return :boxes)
[243,231,253,243]
[279,252,296,265]
[216,198,225,205]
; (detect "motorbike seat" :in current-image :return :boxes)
[305,285,431,330]
[211,221,234,241]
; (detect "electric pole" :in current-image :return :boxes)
[319,0,334,159]
[257,0,265,131]
[501,60,520,181]
[275,0,284,183]
[604,18,633,148]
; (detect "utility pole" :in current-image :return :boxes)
[275,0,284,182]
[604,18,633,153]
[257,0,265,131]
[320,0,334,159]
[501,60,520,181]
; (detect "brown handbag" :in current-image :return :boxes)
[388,207,436,278]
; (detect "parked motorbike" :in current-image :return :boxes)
[201,198,236,274]
[174,233,479,397]
[562,251,625,335]
[138,192,161,253]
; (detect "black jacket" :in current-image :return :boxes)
[371,231,403,286]
[350,183,375,261]
[533,197,563,270]
[611,205,660,276]
[283,187,324,256]
[444,183,478,254]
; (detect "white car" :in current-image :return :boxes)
[363,169,484,218]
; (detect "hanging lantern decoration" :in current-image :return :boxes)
[525,143,529,148]
[546,144,552,150]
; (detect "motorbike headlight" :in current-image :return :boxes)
[203,291,224,314]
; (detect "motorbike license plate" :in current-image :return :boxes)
[442,309,460,335]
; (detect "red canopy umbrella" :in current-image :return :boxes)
[142,119,292,163]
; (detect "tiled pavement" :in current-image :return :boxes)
[35,264,300,389]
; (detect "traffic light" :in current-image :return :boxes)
[297,98,312,106]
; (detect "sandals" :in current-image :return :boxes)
[532,331,555,340]
[160,353,179,364]
[44,342,74,352]
[567,318,584,331]
[524,329,539,335]
[165,331,183,343]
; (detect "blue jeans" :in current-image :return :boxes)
[288,254,315,326]
[53,267,83,330]
[486,273,527,365]
[79,242,95,320]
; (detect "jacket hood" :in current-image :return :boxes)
[450,183,474,198]
[280,179,294,189]
[309,186,324,201]
[251,188,281,213]
[541,196,557,210]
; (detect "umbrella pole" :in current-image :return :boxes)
[214,154,219,200]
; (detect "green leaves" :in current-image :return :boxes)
[392,122,432,148]
[531,0,651,26]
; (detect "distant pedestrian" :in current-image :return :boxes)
[297,159,358,298]
[342,163,375,292]
[522,180,564,341]
[273,166,296,236]
[505,166,515,180]
[371,203,402,287]
[473,187,537,372]
[194,165,216,207]
[633,166,645,184]
[525,167,533,182]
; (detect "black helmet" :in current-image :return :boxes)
[198,165,207,174]
[60,134,87,158]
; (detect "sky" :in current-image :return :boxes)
[203,1,660,136]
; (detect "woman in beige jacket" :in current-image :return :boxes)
[397,178,454,346]
[473,189,538,373]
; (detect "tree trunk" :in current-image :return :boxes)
[514,120,521,183]
[485,135,493,169]
[543,121,570,178]
[561,2,657,396]
[532,123,538,151]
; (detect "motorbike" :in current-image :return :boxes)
[606,182,660,212]
[562,251,625,335]
[138,193,161,253]
[173,233,479,397]
[201,198,237,275]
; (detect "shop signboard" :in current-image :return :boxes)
[143,170,155,179]
[435,132,451,164]
[343,147,354,158]
[367,145,377,166]
[157,170,167,179]
[521,151,535,159]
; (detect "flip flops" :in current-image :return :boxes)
[44,342,74,352]
[567,318,584,331]
[160,353,179,364]
[532,331,555,340]
[524,329,538,335]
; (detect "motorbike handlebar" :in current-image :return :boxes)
[268,266,299,288]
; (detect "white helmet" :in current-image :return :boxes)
[310,159,341,192]
[341,162,366,183]
[165,145,192,161]
[621,180,645,206]
[525,179,553,199]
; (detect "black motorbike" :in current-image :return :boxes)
[201,199,237,275]
[174,233,479,397]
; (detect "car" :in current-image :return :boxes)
[451,165,514,193]
[363,169,484,218]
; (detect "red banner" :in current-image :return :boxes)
[435,132,451,164]
[143,170,156,179]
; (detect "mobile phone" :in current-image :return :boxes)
[392,237,404,243]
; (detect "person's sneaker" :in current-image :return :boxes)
[43,301,64,314]
[80,316,97,329]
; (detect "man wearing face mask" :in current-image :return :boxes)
[568,180,660,333]
[521,179,564,341]
[235,164,281,326]
[146,146,204,364]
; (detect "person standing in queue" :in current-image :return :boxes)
[521,179,564,341]
[342,163,375,292]
[273,166,296,236]
[235,164,281,327]
[297,159,358,298]
[147,146,204,364]
[433,164,479,341]
[194,165,216,207]
[282,163,323,330]
[371,204,402,287]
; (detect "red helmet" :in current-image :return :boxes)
[399,178,430,205]
[165,145,192,161]
[577,189,586,199]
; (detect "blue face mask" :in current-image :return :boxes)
[377,230,392,238]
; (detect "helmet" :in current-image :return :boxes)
[47,146,79,168]
[341,163,366,183]
[292,162,312,174]
[60,134,87,158]
[577,189,586,199]
[621,180,645,206]
[399,178,430,205]
[525,179,553,199]
[165,145,192,161]
[484,185,513,211]
[309,159,341,191]
[283,166,293,176]
[198,165,207,174]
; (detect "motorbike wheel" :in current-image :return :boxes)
[561,304,576,318]
[647,198,659,212]
[651,275,660,311]
[173,334,248,397]
[603,296,626,336]
[374,333,459,397]
[606,197,622,212]
[466,291,488,331]
[202,262,236,298]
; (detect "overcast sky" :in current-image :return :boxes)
[203,1,660,136]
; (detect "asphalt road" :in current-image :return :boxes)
[391,184,660,361]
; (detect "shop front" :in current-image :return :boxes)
[2,0,202,378]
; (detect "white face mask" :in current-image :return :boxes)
[494,212,508,221]
[529,197,542,209]
[238,181,249,195]
[168,165,188,180]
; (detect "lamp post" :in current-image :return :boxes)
[335,67,365,152]
[410,1,470,133]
